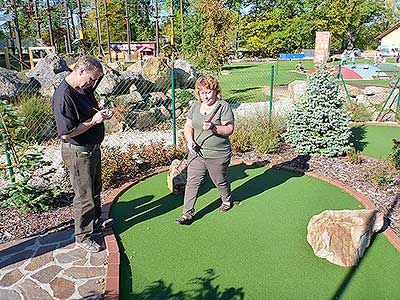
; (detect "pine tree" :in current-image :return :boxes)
[284,66,351,157]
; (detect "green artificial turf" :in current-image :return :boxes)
[111,165,400,300]
[351,125,400,160]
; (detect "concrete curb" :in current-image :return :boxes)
[101,159,400,299]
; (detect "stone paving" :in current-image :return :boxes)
[0,228,107,300]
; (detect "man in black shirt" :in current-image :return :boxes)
[52,55,113,252]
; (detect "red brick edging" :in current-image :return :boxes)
[101,160,400,299]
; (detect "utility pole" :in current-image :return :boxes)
[125,0,131,61]
[45,0,55,46]
[154,0,159,57]
[63,0,72,53]
[34,0,41,40]
[103,0,112,62]
[10,0,23,70]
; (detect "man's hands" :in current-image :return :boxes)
[91,109,114,125]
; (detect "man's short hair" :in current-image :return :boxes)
[73,55,103,75]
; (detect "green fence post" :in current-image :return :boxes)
[394,85,400,122]
[171,64,176,146]
[269,65,274,118]
[377,77,400,121]
[0,126,14,183]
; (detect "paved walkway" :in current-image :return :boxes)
[0,229,107,300]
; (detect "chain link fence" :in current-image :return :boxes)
[1,56,399,186]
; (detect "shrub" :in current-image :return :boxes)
[389,139,400,170]
[176,89,195,109]
[17,95,56,143]
[101,140,187,189]
[231,113,284,155]
[367,161,395,189]
[344,101,373,122]
[0,148,60,212]
[346,147,361,164]
[284,66,351,157]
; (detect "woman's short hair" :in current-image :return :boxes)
[73,55,103,75]
[194,76,222,101]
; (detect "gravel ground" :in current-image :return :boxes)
[1,143,399,244]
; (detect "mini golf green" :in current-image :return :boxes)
[111,165,400,300]
[351,125,400,160]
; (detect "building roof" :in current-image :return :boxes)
[376,21,400,40]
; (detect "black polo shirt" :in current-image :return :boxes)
[52,80,105,145]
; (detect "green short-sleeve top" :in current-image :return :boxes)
[187,100,234,159]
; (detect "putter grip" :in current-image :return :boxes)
[207,103,222,122]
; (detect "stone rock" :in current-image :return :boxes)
[0,269,23,287]
[31,265,62,284]
[108,61,125,71]
[64,267,105,279]
[126,108,164,130]
[49,277,75,299]
[364,86,387,96]
[0,289,21,300]
[142,57,171,90]
[24,251,54,271]
[95,64,122,96]
[307,209,384,267]
[78,279,103,298]
[167,159,188,194]
[19,279,53,300]
[126,61,143,73]
[159,104,171,119]
[115,92,144,109]
[26,53,70,97]
[148,91,167,107]
[0,67,38,100]
[55,248,87,264]
[89,251,107,266]
[287,80,306,101]
[129,83,138,93]
[174,59,197,89]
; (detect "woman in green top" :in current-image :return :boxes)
[176,76,235,224]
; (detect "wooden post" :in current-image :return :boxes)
[10,0,23,71]
[103,0,112,62]
[125,0,131,61]
[154,0,160,57]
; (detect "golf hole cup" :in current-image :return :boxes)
[102,109,114,120]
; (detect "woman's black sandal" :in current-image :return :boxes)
[176,212,194,224]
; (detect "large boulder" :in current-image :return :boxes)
[174,59,197,89]
[27,53,71,87]
[0,67,38,100]
[39,71,69,98]
[287,80,306,101]
[142,57,171,91]
[95,64,123,96]
[307,209,384,267]
[167,159,188,194]
[125,108,165,130]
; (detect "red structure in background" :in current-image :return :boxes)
[110,41,156,61]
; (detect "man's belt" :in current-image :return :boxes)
[62,140,101,151]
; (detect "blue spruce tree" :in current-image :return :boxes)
[284,66,351,157]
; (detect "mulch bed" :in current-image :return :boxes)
[1,144,399,244]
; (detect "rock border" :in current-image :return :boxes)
[100,158,400,300]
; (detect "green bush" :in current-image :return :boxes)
[176,89,195,109]
[17,95,56,143]
[389,139,400,170]
[284,66,351,157]
[344,101,373,122]
[367,161,395,189]
[231,113,284,155]
[346,147,361,164]
[0,148,60,212]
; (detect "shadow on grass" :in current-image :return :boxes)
[124,269,244,300]
[350,126,368,152]
[222,65,254,71]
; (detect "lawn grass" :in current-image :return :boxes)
[111,165,400,300]
[219,61,394,104]
[351,125,400,160]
